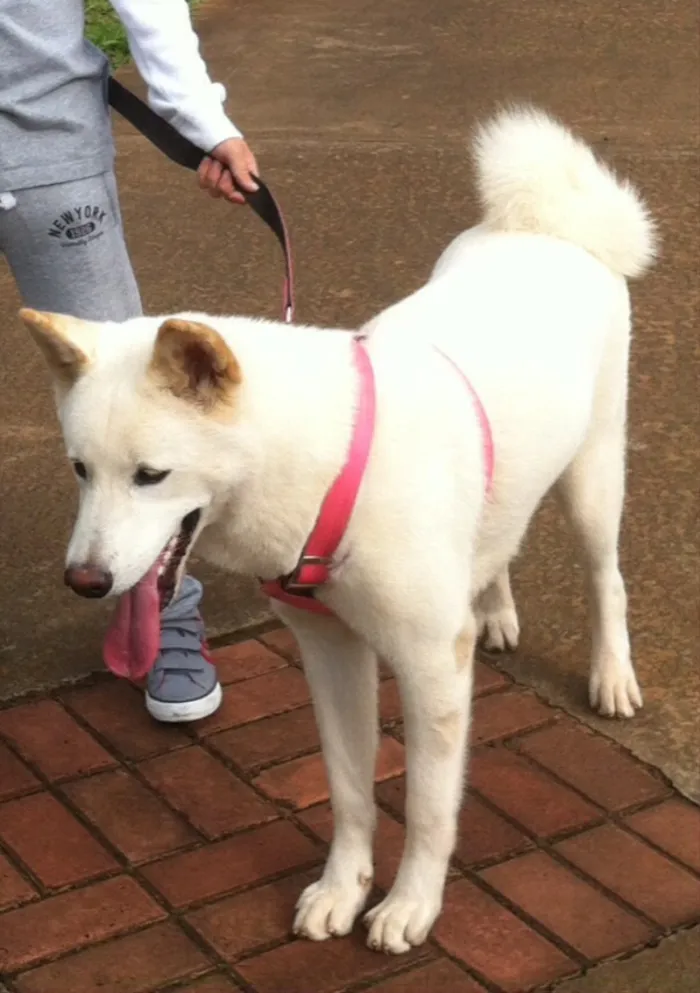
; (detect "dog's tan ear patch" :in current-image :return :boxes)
[149,318,242,408]
[19,308,92,385]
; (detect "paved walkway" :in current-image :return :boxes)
[0,631,698,992]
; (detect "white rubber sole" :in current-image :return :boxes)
[145,680,223,724]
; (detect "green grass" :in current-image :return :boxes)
[85,0,200,69]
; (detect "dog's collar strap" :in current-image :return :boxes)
[261,339,494,616]
[260,335,376,614]
[107,77,295,324]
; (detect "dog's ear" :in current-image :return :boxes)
[149,318,242,408]
[19,309,94,386]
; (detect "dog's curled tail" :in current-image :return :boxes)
[472,106,657,278]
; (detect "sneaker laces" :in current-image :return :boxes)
[155,584,211,681]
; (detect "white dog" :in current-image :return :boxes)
[22,107,656,954]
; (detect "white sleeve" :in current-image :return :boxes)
[109,0,242,151]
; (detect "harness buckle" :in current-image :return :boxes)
[279,555,333,594]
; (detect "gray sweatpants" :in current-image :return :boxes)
[0,169,142,321]
[0,168,204,631]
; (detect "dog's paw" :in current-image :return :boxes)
[293,874,371,941]
[477,604,520,653]
[589,659,643,718]
[364,892,441,954]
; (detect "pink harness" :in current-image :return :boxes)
[261,338,494,615]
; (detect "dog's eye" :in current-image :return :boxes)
[72,460,88,480]
[133,467,171,487]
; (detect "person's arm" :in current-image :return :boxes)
[110,0,258,203]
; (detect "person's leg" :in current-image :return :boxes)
[0,171,221,722]
[0,171,142,320]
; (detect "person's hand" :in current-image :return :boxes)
[197,137,259,205]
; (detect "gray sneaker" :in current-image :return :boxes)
[145,575,222,723]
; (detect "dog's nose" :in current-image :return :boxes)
[64,564,113,598]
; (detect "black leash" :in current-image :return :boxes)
[108,76,295,322]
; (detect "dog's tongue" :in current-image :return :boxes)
[103,563,161,680]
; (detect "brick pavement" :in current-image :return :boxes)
[0,628,698,992]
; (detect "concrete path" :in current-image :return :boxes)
[0,0,698,808]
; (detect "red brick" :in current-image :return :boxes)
[254,737,405,809]
[259,628,300,661]
[13,922,208,993]
[178,979,241,993]
[0,792,117,889]
[63,768,197,863]
[471,691,552,745]
[473,660,509,697]
[517,720,671,811]
[211,639,288,685]
[370,959,487,992]
[0,852,36,911]
[139,746,276,838]
[299,802,407,890]
[482,850,654,959]
[625,799,700,873]
[457,799,532,866]
[297,801,336,842]
[377,779,531,866]
[192,668,311,736]
[469,747,601,838]
[177,978,241,993]
[236,933,426,993]
[61,680,191,760]
[209,705,320,773]
[0,742,39,801]
[187,871,314,960]
[433,878,576,991]
[556,823,700,928]
[142,820,320,909]
[0,700,115,782]
[0,875,165,972]
[379,679,402,723]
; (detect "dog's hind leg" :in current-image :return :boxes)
[364,619,475,953]
[557,414,642,718]
[279,610,379,941]
[475,566,520,652]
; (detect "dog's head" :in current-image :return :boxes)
[21,309,248,677]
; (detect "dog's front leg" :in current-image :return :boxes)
[364,624,475,954]
[279,609,379,941]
